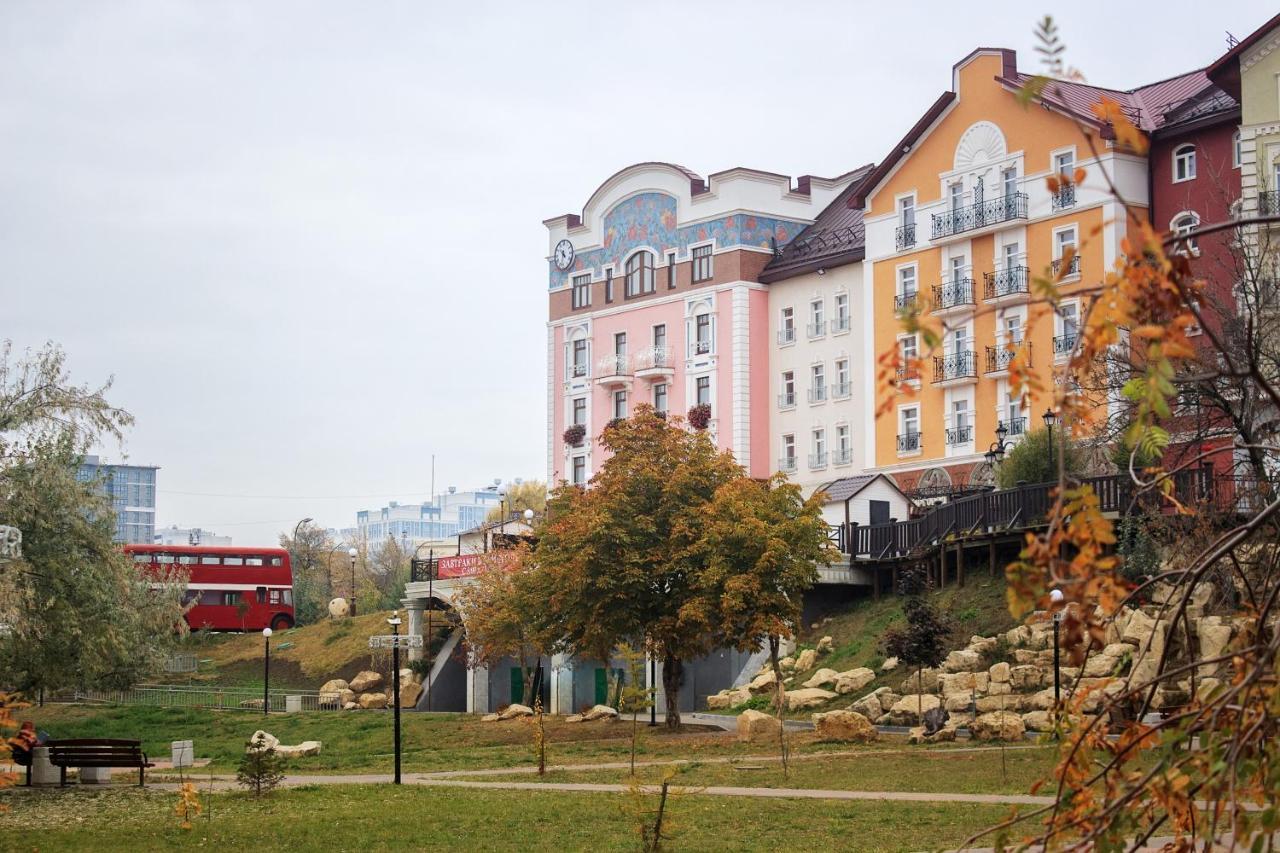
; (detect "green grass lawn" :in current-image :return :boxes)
[0,783,1022,852]
[479,744,1056,795]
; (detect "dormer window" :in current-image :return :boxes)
[1173,145,1196,183]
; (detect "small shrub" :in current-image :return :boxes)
[408,658,432,680]
[995,427,1084,488]
[236,733,284,797]
[731,694,772,713]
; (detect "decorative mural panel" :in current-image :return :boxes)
[548,192,806,289]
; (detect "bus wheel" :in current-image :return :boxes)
[270,614,294,631]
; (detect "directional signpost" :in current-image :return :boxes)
[369,618,422,784]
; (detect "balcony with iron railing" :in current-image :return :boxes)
[633,345,675,379]
[1260,190,1280,217]
[984,266,1030,301]
[569,361,590,380]
[895,222,916,251]
[808,385,827,404]
[932,350,977,385]
[945,424,973,445]
[1051,184,1076,211]
[807,320,827,339]
[778,391,796,409]
[985,340,1030,374]
[897,432,922,454]
[777,326,796,345]
[832,447,852,466]
[931,192,1028,240]
[895,291,918,312]
[831,315,850,333]
[932,278,975,315]
[1006,415,1028,436]
[895,364,920,384]
[1053,331,1078,359]
[808,452,828,469]
[830,381,851,400]
[595,354,631,386]
[1051,255,1080,277]
[778,455,798,473]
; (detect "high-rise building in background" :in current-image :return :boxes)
[76,455,158,544]
[342,484,512,552]
[154,525,232,547]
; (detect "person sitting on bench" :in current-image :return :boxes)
[8,721,41,785]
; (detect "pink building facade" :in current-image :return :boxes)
[545,163,857,484]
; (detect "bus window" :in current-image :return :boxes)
[269,557,283,566]
[224,556,244,566]
[178,555,197,565]
[221,592,239,606]
[200,556,221,565]
[283,590,293,606]
[157,554,176,564]
[256,587,267,603]
[269,589,282,605]
[246,557,264,566]
[133,554,151,563]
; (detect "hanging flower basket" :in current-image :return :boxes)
[562,424,586,447]
[687,404,712,430]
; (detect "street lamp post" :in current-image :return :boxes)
[984,420,1011,480]
[388,612,403,785]
[262,627,273,717]
[1043,409,1058,478]
[1049,588,1064,736]
[348,547,359,616]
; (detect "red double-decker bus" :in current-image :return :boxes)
[126,544,295,632]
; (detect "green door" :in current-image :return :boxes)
[594,668,608,705]
[510,667,524,705]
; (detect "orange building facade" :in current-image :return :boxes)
[852,48,1202,495]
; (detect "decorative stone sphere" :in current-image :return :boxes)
[328,597,350,619]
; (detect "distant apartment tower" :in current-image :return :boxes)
[76,455,158,544]
[344,485,507,551]
[154,525,232,547]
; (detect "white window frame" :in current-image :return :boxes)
[835,423,851,466]
[1173,144,1196,183]
[653,383,668,414]
[897,263,918,299]
[833,292,850,333]
[898,404,921,456]
[1052,147,1075,176]
[897,193,916,228]
[1170,211,1201,257]
[1232,131,1241,170]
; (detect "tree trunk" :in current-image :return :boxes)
[661,655,683,730]
[769,635,789,777]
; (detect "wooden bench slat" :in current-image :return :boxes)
[45,738,152,787]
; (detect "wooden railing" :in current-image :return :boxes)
[840,467,1217,560]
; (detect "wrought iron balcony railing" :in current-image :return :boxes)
[777,327,796,345]
[1051,184,1076,211]
[932,351,977,383]
[984,266,1030,300]
[1054,331,1078,357]
[895,365,920,383]
[897,433,922,453]
[597,355,630,376]
[1052,255,1080,276]
[1006,415,1028,436]
[895,222,916,251]
[807,321,826,338]
[945,425,973,445]
[778,391,796,408]
[985,340,1030,373]
[830,381,851,399]
[778,456,798,473]
[933,279,975,311]
[831,316,850,333]
[808,452,828,469]
[808,386,827,404]
[895,291,918,312]
[570,362,589,379]
[832,448,852,466]
[1260,190,1280,217]
[931,192,1028,240]
[634,346,672,370]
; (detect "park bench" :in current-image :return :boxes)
[46,739,153,787]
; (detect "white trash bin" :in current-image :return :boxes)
[30,746,57,786]
[285,695,302,713]
[80,766,112,784]
[171,740,193,768]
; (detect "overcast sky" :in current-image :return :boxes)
[2,0,1264,545]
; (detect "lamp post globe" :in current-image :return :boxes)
[523,508,535,522]
[348,547,359,616]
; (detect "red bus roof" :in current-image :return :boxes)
[124,544,290,558]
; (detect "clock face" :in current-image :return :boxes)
[553,239,575,271]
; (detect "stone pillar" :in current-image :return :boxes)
[648,653,665,720]
[402,598,425,662]
[467,664,490,714]
[549,653,572,715]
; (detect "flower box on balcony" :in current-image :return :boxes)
[562,424,586,448]
[687,404,712,431]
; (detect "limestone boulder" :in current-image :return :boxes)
[880,657,899,672]
[397,682,423,709]
[1009,664,1044,690]
[802,668,840,689]
[358,692,388,710]
[794,648,818,672]
[1197,617,1233,676]
[498,703,533,720]
[908,723,958,744]
[481,713,499,722]
[848,686,894,720]
[967,636,998,656]
[976,694,1024,713]
[748,669,778,694]
[350,670,384,693]
[583,704,618,721]
[943,650,982,673]
[1025,688,1057,711]
[399,668,420,686]
[898,667,939,694]
[1195,677,1222,701]
[343,701,359,711]
[777,656,796,673]
[833,668,876,696]
[1021,710,1053,732]
[785,688,838,711]
[1121,608,1158,646]
[1004,625,1032,647]
[246,731,280,752]
[706,693,733,711]
[886,693,941,726]
[564,714,583,723]
[986,680,1012,696]
[944,692,975,712]
[736,709,782,743]
[275,740,322,758]
[940,671,978,695]
[319,678,349,695]
[1082,653,1122,679]
[988,662,1011,683]
[816,635,835,654]
[970,711,1026,742]
[327,598,350,619]
[812,710,877,743]
[1013,649,1039,665]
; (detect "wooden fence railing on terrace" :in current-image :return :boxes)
[831,466,1221,561]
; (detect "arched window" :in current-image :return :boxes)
[624,251,655,297]
[1171,211,1200,256]
[1173,144,1196,182]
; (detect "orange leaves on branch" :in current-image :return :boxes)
[1091,97,1147,155]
